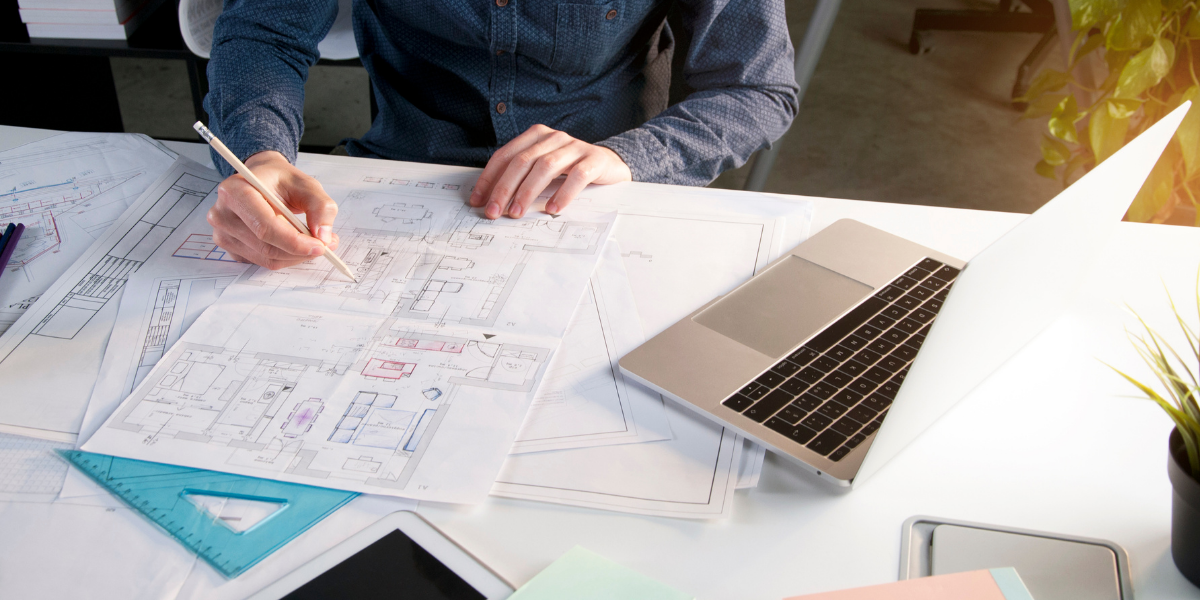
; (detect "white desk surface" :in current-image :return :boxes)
[4,129,1199,598]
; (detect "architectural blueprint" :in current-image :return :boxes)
[493,201,793,517]
[511,243,672,453]
[0,133,176,335]
[0,157,220,441]
[83,155,615,503]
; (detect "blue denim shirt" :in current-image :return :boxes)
[203,0,799,186]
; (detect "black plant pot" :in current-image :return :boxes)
[1169,428,1200,587]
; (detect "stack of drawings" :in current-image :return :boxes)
[18,0,164,40]
[0,139,809,551]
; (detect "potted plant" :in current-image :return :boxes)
[1108,277,1200,585]
[1021,0,1200,226]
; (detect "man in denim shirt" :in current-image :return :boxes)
[204,0,799,269]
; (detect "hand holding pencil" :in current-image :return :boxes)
[194,122,357,282]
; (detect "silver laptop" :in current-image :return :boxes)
[619,104,1188,487]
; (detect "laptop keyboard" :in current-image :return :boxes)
[721,258,960,462]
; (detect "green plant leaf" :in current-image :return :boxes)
[1105,0,1163,51]
[1071,0,1121,32]
[1041,135,1072,166]
[1175,86,1200,175]
[1072,30,1108,66]
[1116,38,1177,99]
[1126,147,1178,222]
[1049,96,1082,143]
[1063,152,1092,185]
[1090,103,1130,163]
[1107,97,1143,119]
[1017,69,1071,102]
[1024,93,1070,119]
[1188,7,1200,37]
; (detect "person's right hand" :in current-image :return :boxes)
[207,151,340,270]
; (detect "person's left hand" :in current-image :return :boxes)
[469,124,631,219]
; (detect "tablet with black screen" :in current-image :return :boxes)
[249,511,513,600]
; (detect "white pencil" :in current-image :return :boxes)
[193,121,358,283]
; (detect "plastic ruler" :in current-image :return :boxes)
[59,449,358,578]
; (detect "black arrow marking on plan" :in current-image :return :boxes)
[483,334,495,339]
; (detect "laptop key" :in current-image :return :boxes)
[827,345,853,362]
[881,305,908,321]
[853,324,882,340]
[924,296,944,312]
[783,424,819,445]
[893,344,919,362]
[873,285,904,302]
[799,366,827,384]
[807,430,848,455]
[875,380,900,399]
[846,379,877,395]
[845,432,868,449]
[788,346,820,365]
[867,339,896,354]
[831,389,863,407]
[811,356,839,373]
[766,416,798,436]
[861,420,882,435]
[895,295,920,310]
[907,286,932,301]
[921,276,947,291]
[879,329,909,345]
[856,348,883,365]
[877,355,906,373]
[829,446,852,461]
[830,417,861,436]
[840,335,868,351]
[801,413,833,431]
[795,393,824,412]
[816,401,847,419]
[755,371,784,388]
[770,360,801,377]
[932,265,960,281]
[894,317,922,335]
[904,264,932,280]
[917,258,944,271]
[862,393,892,412]
[805,297,887,352]
[848,405,877,423]
[807,382,836,399]
[863,366,892,384]
[740,382,766,399]
[822,370,852,389]
[779,404,807,424]
[892,275,919,290]
[838,359,867,377]
[722,393,755,412]
[868,314,896,330]
[745,390,793,422]
[908,308,935,323]
[779,378,809,396]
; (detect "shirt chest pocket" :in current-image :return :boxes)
[551,2,623,76]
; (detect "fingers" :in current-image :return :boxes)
[470,125,550,209]
[286,175,340,247]
[478,127,575,218]
[508,145,585,218]
[218,177,325,258]
[547,155,604,214]
[209,220,313,270]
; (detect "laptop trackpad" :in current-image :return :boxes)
[693,256,872,358]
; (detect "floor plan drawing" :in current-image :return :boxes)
[0,133,176,335]
[0,158,219,441]
[88,300,554,501]
[82,154,612,502]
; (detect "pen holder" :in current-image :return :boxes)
[1169,428,1200,587]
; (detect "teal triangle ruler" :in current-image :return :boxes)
[59,449,358,578]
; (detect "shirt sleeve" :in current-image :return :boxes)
[596,0,800,187]
[202,0,339,177]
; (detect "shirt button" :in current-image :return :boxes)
[495,0,507,6]
[496,102,507,114]
[606,9,617,19]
